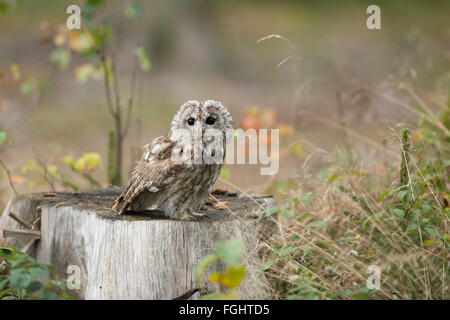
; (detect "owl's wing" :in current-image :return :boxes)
[112,136,177,214]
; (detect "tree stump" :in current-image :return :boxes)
[0,188,274,300]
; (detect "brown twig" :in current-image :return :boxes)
[122,51,138,138]
[8,212,33,229]
[3,228,41,239]
[35,158,55,192]
[0,158,18,196]
[100,46,118,117]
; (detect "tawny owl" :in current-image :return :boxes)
[112,100,233,220]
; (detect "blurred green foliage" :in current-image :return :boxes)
[196,238,247,300]
[0,246,72,300]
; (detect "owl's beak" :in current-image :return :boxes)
[195,125,204,141]
[199,126,205,137]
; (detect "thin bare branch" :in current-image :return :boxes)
[0,158,18,196]
[35,158,55,192]
[110,47,122,118]
[8,212,33,229]
[122,51,138,138]
[101,47,117,117]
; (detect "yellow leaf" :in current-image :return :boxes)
[47,165,58,177]
[82,152,101,171]
[68,31,93,53]
[209,273,221,283]
[74,158,86,173]
[209,265,246,289]
[61,155,75,167]
[53,32,66,47]
[21,160,42,174]
[75,64,95,84]
[10,63,20,81]
[291,143,303,158]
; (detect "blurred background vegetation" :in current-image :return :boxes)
[0,0,449,196]
[0,0,449,300]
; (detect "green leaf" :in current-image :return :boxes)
[39,80,51,93]
[260,207,277,218]
[87,0,104,7]
[302,193,311,205]
[0,246,14,258]
[397,190,407,201]
[219,168,230,181]
[281,209,292,219]
[28,267,48,279]
[201,291,237,300]
[305,220,327,229]
[406,223,419,233]
[421,204,431,214]
[297,213,314,222]
[20,80,36,96]
[50,279,67,291]
[0,278,8,292]
[124,2,142,19]
[75,64,95,84]
[41,290,61,300]
[9,271,32,290]
[424,226,442,239]
[298,245,312,254]
[336,237,355,244]
[49,49,71,71]
[215,239,243,267]
[135,46,151,71]
[392,208,405,219]
[0,2,8,19]
[195,254,218,286]
[260,260,275,271]
[379,189,391,201]
[280,246,297,255]
[26,281,43,294]
[0,131,6,146]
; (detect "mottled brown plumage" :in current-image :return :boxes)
[112,100,233,220]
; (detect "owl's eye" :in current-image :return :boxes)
[187,118,195,126]
[205,117,216,125]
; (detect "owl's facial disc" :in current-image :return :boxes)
[169,100,233,163]
[202,100,233,144]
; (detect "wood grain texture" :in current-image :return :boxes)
[0,188,274,300]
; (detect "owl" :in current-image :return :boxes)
[112,100,233,220]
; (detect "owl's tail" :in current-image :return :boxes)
[112,195,126,214]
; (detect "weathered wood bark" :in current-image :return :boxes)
[0,188,274,300]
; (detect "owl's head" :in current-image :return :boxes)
[169,100,233,147]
